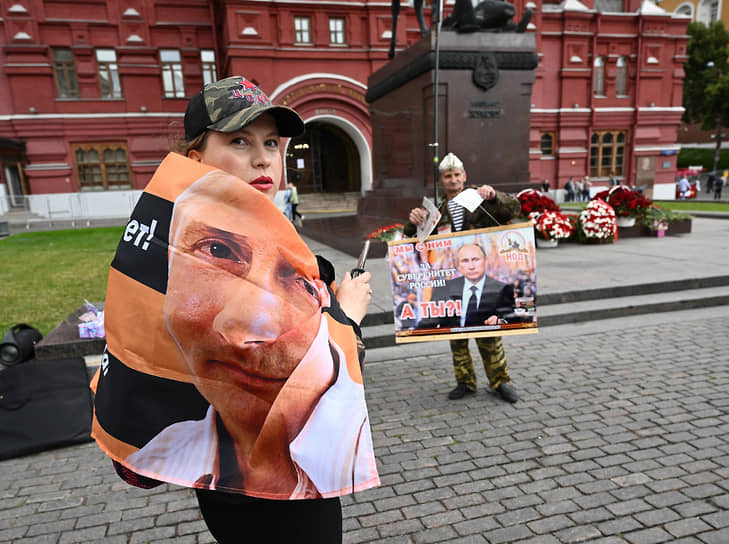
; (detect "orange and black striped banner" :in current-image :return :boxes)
[92,153,379,500]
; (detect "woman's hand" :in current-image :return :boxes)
[335,271,372,325]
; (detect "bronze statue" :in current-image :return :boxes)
[389,0,428,59]
[444,0,532,33]
[388,0,531,59]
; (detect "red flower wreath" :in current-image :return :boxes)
[592,186,652,218]
[529,210,575,241]
[516,189,560,216]
[366,223,405,242]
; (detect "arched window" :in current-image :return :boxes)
[74,143,131,191]
[675,3,694,18]
[540,132,555,156]
[697,0,719,23]
[593,57,605,97]
[616,57,628,96]
[590,131,626,177]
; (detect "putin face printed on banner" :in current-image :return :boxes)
[457,244,487,284]
[163,171,325,443]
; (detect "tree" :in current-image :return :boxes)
[683,21,729,174]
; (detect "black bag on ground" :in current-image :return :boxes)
[0,357,93,460]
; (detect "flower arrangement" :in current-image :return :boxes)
[578,198,618,243]
[366,223,404,242]
[638,205,692,231]
[516,189,559,216]
[592,186,652,218]
[529,210,574,241]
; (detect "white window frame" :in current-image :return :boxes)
[96,49,122,98]
[329,17,346,45]
[200,49,217,86]
[295,16,312,44]
[593,56,605,97]
[160,49,185,98]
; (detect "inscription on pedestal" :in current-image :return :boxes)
[468,101,502,119]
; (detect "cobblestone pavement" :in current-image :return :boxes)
[2,306,728,543]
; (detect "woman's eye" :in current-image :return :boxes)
[231,137,248,146]
[265,138,279,148]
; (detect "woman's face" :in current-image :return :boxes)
[189,114,283,201]
[163,174,322,436]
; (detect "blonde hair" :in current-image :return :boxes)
[439,152,464,173]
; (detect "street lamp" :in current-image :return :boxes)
[705,61,724,174]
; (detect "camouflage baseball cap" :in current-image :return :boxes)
[184,76,304,141]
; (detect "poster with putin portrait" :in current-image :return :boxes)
[388,223,539,343]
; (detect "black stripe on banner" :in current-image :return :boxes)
[111,192,173,294]
[94,348,209,448]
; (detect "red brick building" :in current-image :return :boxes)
[532,0,690,199]
[0,0,689,216]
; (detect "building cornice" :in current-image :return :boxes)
[0,113,183,121]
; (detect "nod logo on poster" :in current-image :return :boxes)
[498,230,529,262]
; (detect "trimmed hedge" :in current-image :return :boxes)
[677,147,729,171]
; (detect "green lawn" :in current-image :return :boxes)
[564,200,729,213]
[652,200,729,212]
[0,227,123,336]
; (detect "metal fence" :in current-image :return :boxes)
[0,191,142,233]
[0,189,293,235]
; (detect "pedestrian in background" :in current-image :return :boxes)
[565,177,576,202]
[714,174,724,200]
[287,180,304,226]
[677,175,691,199]
[582,176,591,201]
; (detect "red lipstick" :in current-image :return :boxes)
[250,176,274,191]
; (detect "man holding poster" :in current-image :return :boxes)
[404,152,521,403]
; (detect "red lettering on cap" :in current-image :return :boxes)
[231,89,243,98]
[237,78,257,90]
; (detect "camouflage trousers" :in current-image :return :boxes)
[449,336,510,392]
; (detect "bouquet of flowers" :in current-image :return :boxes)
[366,223,404,242]
[529,210,574,241]
[592,186,652,218]
[516,189,559,216]
[578,198,618,243]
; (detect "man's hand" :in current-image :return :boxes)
[335,271,372,325]
[477,185,497,201]
[408,207,428,226]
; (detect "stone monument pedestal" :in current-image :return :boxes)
[359,30,538,220]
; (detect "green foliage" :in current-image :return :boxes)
[683,21,729,130]
[677,148,729,170]
[0,227,123,335]
[637,205,693,230]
